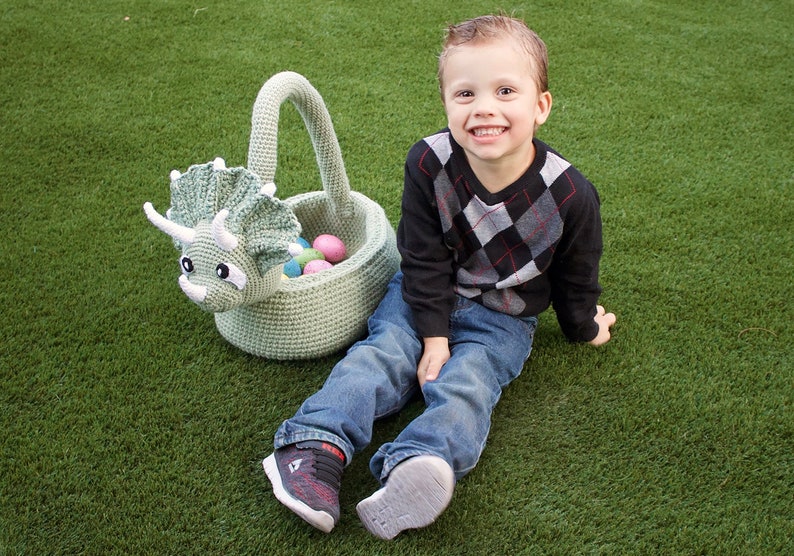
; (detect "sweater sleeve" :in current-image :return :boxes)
[548,177,604,342]
[396,146,456,338]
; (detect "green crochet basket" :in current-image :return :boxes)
[145,71,400,359]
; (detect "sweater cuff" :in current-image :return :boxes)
[558,305,600,343]
[413,311,450,339]
[573,319,600,343]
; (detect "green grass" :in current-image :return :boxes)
[1,0,791,554]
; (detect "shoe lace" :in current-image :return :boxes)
[309,448,344,491]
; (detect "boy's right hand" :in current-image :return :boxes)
[588,305,616,346]
[417,337,450,387]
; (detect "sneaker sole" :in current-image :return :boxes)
[355,455,455,540]
[262,454,335,533]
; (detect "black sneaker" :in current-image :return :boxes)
[356,455,455,539]
[262,441,346,533]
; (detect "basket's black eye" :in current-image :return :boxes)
[180,256,194,274]
[216,262,247,290]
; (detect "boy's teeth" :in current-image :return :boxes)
[473,127,505,136]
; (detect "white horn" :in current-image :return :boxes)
[213,157,227,171]
[143,202,196,245]
[179,274,207,303]
[211,209,239,252]
[260,181,277,197]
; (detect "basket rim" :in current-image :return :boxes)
[278,191,395,293]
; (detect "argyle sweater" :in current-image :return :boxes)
[397,130,603,343]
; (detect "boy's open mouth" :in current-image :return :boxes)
[471,126,506,137]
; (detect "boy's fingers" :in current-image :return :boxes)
[595,305,616,327]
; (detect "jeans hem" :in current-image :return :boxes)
[274,427,353,466]
[376,448,454,484]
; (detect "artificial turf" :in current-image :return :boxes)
[1,1,791,553]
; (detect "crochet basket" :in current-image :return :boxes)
[212,71,400,359]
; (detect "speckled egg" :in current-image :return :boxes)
[312,234,346,263]
[303,259,334,275]
[283,258,302,278]
[294,248,325,269]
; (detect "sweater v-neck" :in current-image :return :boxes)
[449,135,548,205]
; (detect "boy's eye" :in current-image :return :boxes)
[497,87,514,96]
[457,90,473,98]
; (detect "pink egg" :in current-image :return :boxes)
[312,234,346,263]
[303,259,334,274]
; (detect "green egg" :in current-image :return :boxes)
[294,248,325,269]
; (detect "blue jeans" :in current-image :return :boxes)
[273,272,537,483]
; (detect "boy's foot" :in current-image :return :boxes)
[356,455,455,539]
[262,440,345,533]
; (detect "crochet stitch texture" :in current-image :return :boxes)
[146,72,399,359]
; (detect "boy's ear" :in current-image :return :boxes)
[534,91,553,127]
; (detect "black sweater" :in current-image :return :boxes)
[397,130,603,342]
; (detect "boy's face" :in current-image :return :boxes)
[440,38,552,176]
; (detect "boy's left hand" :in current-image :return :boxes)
[589,305,616,346]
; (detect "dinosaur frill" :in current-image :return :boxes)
[144,157,303,313]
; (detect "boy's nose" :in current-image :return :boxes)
[472,97,496,117]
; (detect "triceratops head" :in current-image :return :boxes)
[144,158,303,312]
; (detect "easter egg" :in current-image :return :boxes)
[296,237,311,249]
[283,258,302,278]
[312,234,346,263]
[294,248,325,269]
[303,259,334,275]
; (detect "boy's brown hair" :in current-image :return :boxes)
[438,15,549,94]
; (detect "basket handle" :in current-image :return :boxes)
[247,71,353,219]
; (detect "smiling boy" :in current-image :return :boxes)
[263,14,616,539]
[438,24,551,193]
